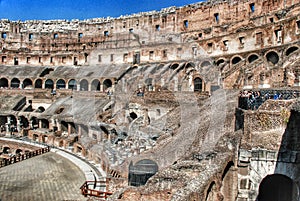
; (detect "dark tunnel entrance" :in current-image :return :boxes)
[257,174,298,201]
[128,159,158,187]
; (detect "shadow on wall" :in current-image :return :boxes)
[256,108,300,201]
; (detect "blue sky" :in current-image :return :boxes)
[0,0,204,21]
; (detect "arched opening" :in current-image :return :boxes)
[145,78,153,91]
[0,78,8,88]
[3,146,10,154]
[170,63,179,70]
[103,79,112,92]
[201,61,211,67]
[286,46,299,56]
[266,51,279,65]
[11,78,20,88]
[23,78,33,89]
[221,161,236,200]
[216,59,225,66]
[45,79,54,89]
[19,116,29,128]
[129,112,137,120]
[39,68,54,77]
[91,79,100,91]
[15,149,22,155]
[257,174,298,201]
[34,79,42,88]
[40,119,49,128]
[56,79,66,89]
[194,77,203,92]
[41,135,48,143]
[248,54,259,63]
[232,56,242,65]
[61,121,68,133]
[31,117,38,129]
[33,134,39,142]
[36,106,45,113]
[205,181,217,201]
[80,79,88,91]
[68,79,77,90]
[128,159,158,187]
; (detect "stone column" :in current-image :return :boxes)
[16,118,21,132]
[100,83,104,92]
[77,83,80,91]
[68,123,72,136]
[39,119,42,128]
[5,116,11,135]
[56,119,61,132]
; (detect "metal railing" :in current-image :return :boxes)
[80,180,112,199]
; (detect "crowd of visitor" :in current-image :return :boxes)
[238,89,300,110]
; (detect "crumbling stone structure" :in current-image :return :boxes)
[0,0,300,200]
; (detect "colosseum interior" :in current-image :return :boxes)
[0,0,300,200]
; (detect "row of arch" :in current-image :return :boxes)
[0,77,113,91]
[215,46,299,67]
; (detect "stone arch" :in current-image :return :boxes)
[68,79,77,90]
[286,46,299,56]
[3,146,10,154]
[10,78,20,88]
[221,161,236,200]
[150,63,165,75]
[45,79,54,89]
[41,135,48,143]
[34,79,42,88]
[128,159,158,187]
[37,106,45,113]
[30,117,38,129]
[23,78,33,88]
[103,79,112,92]
[205,181,218,201]
[33,133,39,141]
[257,174,298,201]
[15,149,23,155]
[201,60,212,67]
[231,56,243,65]
[0,77,8,88]
[216,58,225,66]
[248,54,259,63]
[56,79,66,89]
[19,116,29,128]
[91,79,100,91]
[40,119,49,128]
[79,79,88,91]
[117,66,138,81]
[266,51,279,65]
[194,77,203,92]
[170,63,179,70]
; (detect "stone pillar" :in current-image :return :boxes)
[5,116,11,135]
[100,83,104,92]
[88,83,92,91]
[77,83,80,91]
[16,118,21,132]
[29,120,33,129]
[50,119,55,130]
[19,81,23,89]
[56,119,61,132]
[68,123,72,136]
[39,119,42,128]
